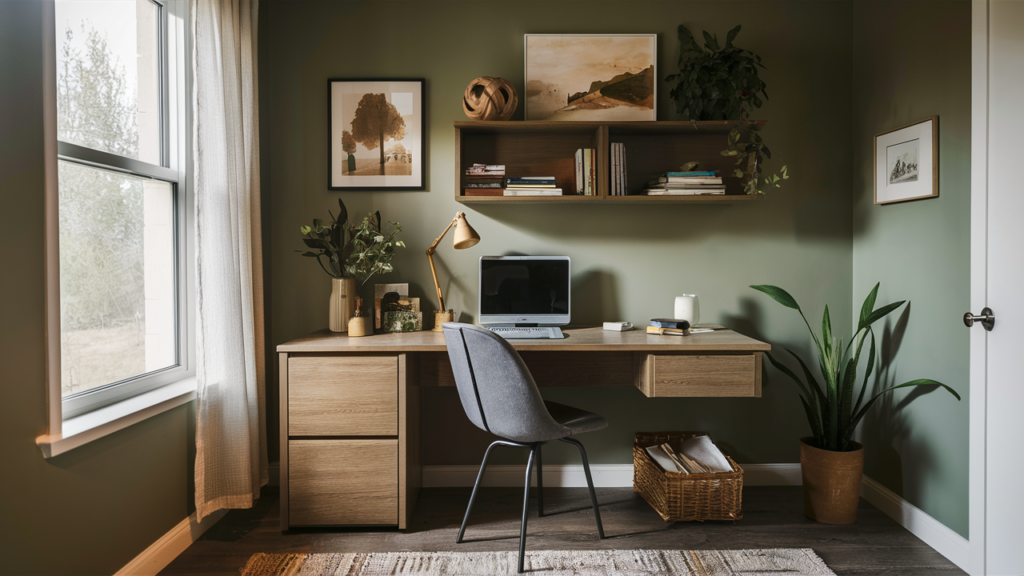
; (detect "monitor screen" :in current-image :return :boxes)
[479,256,570,325]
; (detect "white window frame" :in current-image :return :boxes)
[39,0,194,454]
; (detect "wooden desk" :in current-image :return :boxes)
[277,327,769,530]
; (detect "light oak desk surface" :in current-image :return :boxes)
[277,327,769,530]
[278,326,770,353]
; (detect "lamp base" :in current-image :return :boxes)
[432,311,454,331]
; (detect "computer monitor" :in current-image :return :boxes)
[478,256,570,326]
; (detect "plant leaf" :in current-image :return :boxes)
[861,300,906,331]
[850,379,961,433]
[859,283,879,331]
[750,284,800,310]
[725,25,741,47]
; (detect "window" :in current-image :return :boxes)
[55,0,192,419]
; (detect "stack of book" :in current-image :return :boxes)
[644,171,726,196]
[504,176,561,196]
[574,148,596,195]
[610,143,628,196]
[464,163,506,196]
[646,318,690,336]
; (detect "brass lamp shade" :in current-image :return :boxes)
[453,213,480,250]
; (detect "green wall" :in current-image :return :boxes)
[264,0,856,469]
[0,3,196,575]
[851,1,972,538]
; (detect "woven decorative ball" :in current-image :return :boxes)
[463,77,518,121]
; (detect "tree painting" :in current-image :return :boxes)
[341,130,356,173]
[350,93,406,173]
[341,130,356,155]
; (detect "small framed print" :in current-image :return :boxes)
[874,116,938,204]
[328,79,424,191]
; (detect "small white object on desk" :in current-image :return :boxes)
[674,295,700,325]
[603,321,633,331]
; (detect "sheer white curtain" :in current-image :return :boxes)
[192,0,267,522]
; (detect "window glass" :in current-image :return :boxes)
[56,0,161,164]
[58,161,176,397]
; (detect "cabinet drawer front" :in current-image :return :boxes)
[289,439,398,526]
[653,355,756,397]
[289,355,398,436]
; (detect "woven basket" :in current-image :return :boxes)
[633,431,744,522]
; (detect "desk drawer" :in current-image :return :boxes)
[636,354,761,397]
[289,354,398,436]
[289,439,398,525]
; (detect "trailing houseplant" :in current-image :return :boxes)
[298,199,405,332]
[665,24,788,195]
[750,283,960,523]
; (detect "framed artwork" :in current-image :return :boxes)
[874,116,938,204]
[328,79,424,191]
[524,34,656,121]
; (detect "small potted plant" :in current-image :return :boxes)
[665,24,788,195]
[750,283,960,523]
[299,200,405,333]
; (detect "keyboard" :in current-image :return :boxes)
[486,326,565,339]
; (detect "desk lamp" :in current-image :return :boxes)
[426,211,480,331]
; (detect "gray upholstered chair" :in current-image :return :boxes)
[442,322,607,573]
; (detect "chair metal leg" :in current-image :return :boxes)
[560,437,605,539]
[535,443,544,517]
[457,440,503,543]
[518,443,539,574]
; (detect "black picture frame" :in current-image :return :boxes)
[327,78,425,191]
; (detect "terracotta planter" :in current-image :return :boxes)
[328,277,357,333]
[800,437,864,524]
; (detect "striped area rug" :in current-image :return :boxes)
[241,549,835,576]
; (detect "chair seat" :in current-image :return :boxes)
[544,401,608,436]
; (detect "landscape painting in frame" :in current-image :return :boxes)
[525,34,656,121]
[329,79,424,191]
[874,116,938,204]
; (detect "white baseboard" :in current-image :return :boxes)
[114,509,227,576]
[860,476,970,572]
[421,463,802,488]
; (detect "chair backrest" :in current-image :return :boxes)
[441,323,569,443]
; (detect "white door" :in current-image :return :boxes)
[970,2,1024,574]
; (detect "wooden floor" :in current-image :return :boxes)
[161,486,965,576]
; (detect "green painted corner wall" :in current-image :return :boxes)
[264,0,856,470]
[851,2,972,538]
[0,3,196,575]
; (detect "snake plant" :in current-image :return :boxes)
[751,283,961,452]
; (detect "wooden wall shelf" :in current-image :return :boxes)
[454,120,765,204]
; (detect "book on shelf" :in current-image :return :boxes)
[465,163,505,176]
[465,171,505,177]
[465,182,503,188]
[611,142,627,196]
[575,148,596,195]
[575,150,584,195]
[655,176,723,184]
[644,189,726,196]
[503,188,562,196]
[666,171,717,177]
[463,188,504,196]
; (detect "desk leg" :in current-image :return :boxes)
[279,352,289,531]
[399,352,421,530]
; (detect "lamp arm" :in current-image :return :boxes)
[426,213,461,312]
[427,251,445,313]
[425,213,461,255]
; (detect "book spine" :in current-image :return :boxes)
[575,149,583,195]
[583,149,591,196]
[621,143,627,196]
[589,148,596,196]
[464,189,504,196]
[613,144,620,196]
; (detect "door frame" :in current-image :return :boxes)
[969,1,988,574]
